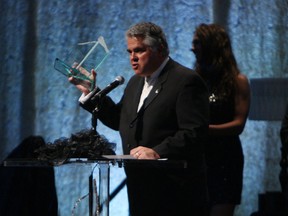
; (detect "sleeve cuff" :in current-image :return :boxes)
[79,87,98,104]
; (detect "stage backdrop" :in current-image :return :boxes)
[1,0,288,215]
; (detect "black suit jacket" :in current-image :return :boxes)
[81,58,209,216]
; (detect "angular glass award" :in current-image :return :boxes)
[54,36,110,90]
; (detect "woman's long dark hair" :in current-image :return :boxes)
[194,23,240,100]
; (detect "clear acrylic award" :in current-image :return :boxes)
[54,36,110,90]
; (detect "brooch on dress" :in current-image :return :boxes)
[209,93,217,103]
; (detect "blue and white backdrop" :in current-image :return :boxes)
[1,0,288,215]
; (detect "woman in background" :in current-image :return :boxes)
[191,23,251,216]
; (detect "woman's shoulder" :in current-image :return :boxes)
[236,73,249,87]
[236,73,249,82]
[236,73,250,96]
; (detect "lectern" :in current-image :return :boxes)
[3,157,187,216]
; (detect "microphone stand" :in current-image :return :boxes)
[91,101,101,133]
[90,90,105,132]
[89,94,102,216]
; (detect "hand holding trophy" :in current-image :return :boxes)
[68,67,96,95]
[54,36,110,94]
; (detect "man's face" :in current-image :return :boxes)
[126,36,162,77]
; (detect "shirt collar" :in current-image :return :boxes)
[145,57,169,83]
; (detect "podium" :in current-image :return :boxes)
[3,156,187,216]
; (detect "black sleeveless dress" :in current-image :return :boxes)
[206,92,244,205]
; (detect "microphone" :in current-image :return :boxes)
[91,76,125,101]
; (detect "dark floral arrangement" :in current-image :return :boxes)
[35,129,116,164]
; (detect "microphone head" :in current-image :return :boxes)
[115,76,125,85]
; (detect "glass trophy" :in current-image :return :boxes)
[54,36,110,91]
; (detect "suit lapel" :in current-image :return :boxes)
[142,83,162,110]
[142,60,170,110]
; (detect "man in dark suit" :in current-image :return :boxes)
[70,22,209,216]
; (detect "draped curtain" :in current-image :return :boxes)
[1,0,288,215]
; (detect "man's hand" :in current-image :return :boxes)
[68,68,97,95]
[130,146,160,159]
